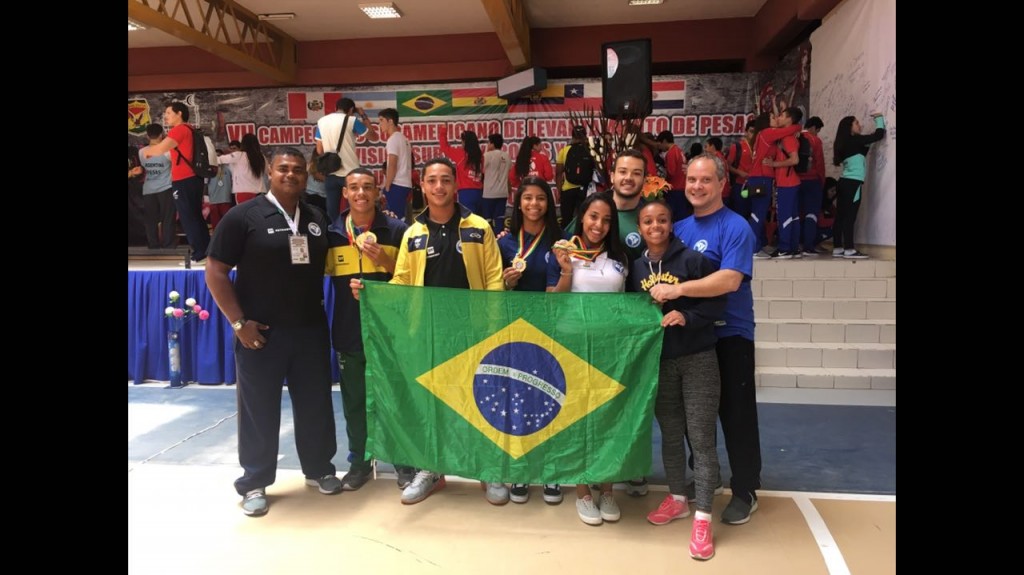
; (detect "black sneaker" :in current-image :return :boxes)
[721,494,759,525]
[542,484,563,505]
[772,250,796,260]
[510,483,530,504]
[625,477,649,497]
[396,465,417,489]
[843,250,869,260]
[340,466,373,491]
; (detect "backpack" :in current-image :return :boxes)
[564,143,595,186]
[175,125,218,179]
[794,133,812,174]
[729,141,742,168]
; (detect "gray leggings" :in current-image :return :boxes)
[656,348,721,512]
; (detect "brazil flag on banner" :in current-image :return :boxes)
[361,282,663,484]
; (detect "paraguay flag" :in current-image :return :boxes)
[652,81,685,111]
[287,91,342,121]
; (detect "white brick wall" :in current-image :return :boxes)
[753,258,895,395]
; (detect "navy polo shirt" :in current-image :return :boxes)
[208,195,329,327]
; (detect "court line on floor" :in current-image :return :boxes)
[793,493,851,575]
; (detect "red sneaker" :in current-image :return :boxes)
[689,517,715,560]
[647,494,690,525]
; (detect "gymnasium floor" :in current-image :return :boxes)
[128,384,895,574]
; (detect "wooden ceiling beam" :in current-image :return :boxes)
[128,0,297,84]
[479,0,531,70]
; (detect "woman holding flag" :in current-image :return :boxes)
[498,176,565,505]
[547,192,629,525]
[499,177,562,293]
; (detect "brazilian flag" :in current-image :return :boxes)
[397,90,453,116]
[361,282,663,484]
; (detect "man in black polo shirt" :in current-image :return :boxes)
[326,168,410,491]
[206,147,341,517]
[351,157,506,506]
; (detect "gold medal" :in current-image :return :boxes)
[355,231,377,250]
[511,257,527,272]
[553,239,572,252]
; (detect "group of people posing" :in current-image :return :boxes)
[200,134,779,562]
[156,98,885,562]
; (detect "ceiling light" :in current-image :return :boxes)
[257,13,296,21]
[359,3,403,19]
[628,0,664,5]
[128,20,145,31]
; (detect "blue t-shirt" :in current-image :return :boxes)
[498,230,553,292]
[674,207,757,340]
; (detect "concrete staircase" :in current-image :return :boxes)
[753,258,895,390]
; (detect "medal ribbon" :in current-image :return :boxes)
[569,235,603,262]
[516,226,545,260]
[345,215,362,250]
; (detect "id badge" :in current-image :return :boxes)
[289,235,310,264]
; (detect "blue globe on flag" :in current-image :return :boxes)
[472,342,566,436]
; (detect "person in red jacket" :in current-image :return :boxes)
[438,125,484,214]
[763,107,803,259]
[798,117,826,255]
[509,136,554,203]
[725,121,755,216]
[746,112,800,257]
[656,131,689,221]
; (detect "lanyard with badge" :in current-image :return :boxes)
[265,192,309,264]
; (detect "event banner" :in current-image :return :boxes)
[128,74,774,183]
[359,282,663,484]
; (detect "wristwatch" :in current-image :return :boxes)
[231,318,246,331]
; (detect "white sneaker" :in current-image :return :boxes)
[599,493,621,522]
[400,470,445,504]
[576,496,603,525]
[483,482,509,505]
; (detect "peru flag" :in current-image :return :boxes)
[287,92,342,122]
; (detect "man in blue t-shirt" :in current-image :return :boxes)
[650,153,762,526]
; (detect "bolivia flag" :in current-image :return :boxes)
[452,88,508,114]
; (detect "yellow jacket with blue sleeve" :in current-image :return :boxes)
[391,204,504,291]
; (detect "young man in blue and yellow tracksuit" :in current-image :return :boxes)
[326,167,409,491]
[352,157,505,506]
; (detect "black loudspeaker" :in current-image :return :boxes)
[602,39,652,118]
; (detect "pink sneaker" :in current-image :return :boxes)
[647,494,690,525]
[689,517,715,560]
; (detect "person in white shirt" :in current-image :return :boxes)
[377,108,413,219]
[546,192,630,526]
[315,98,371,220]
[481,133,511,232]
